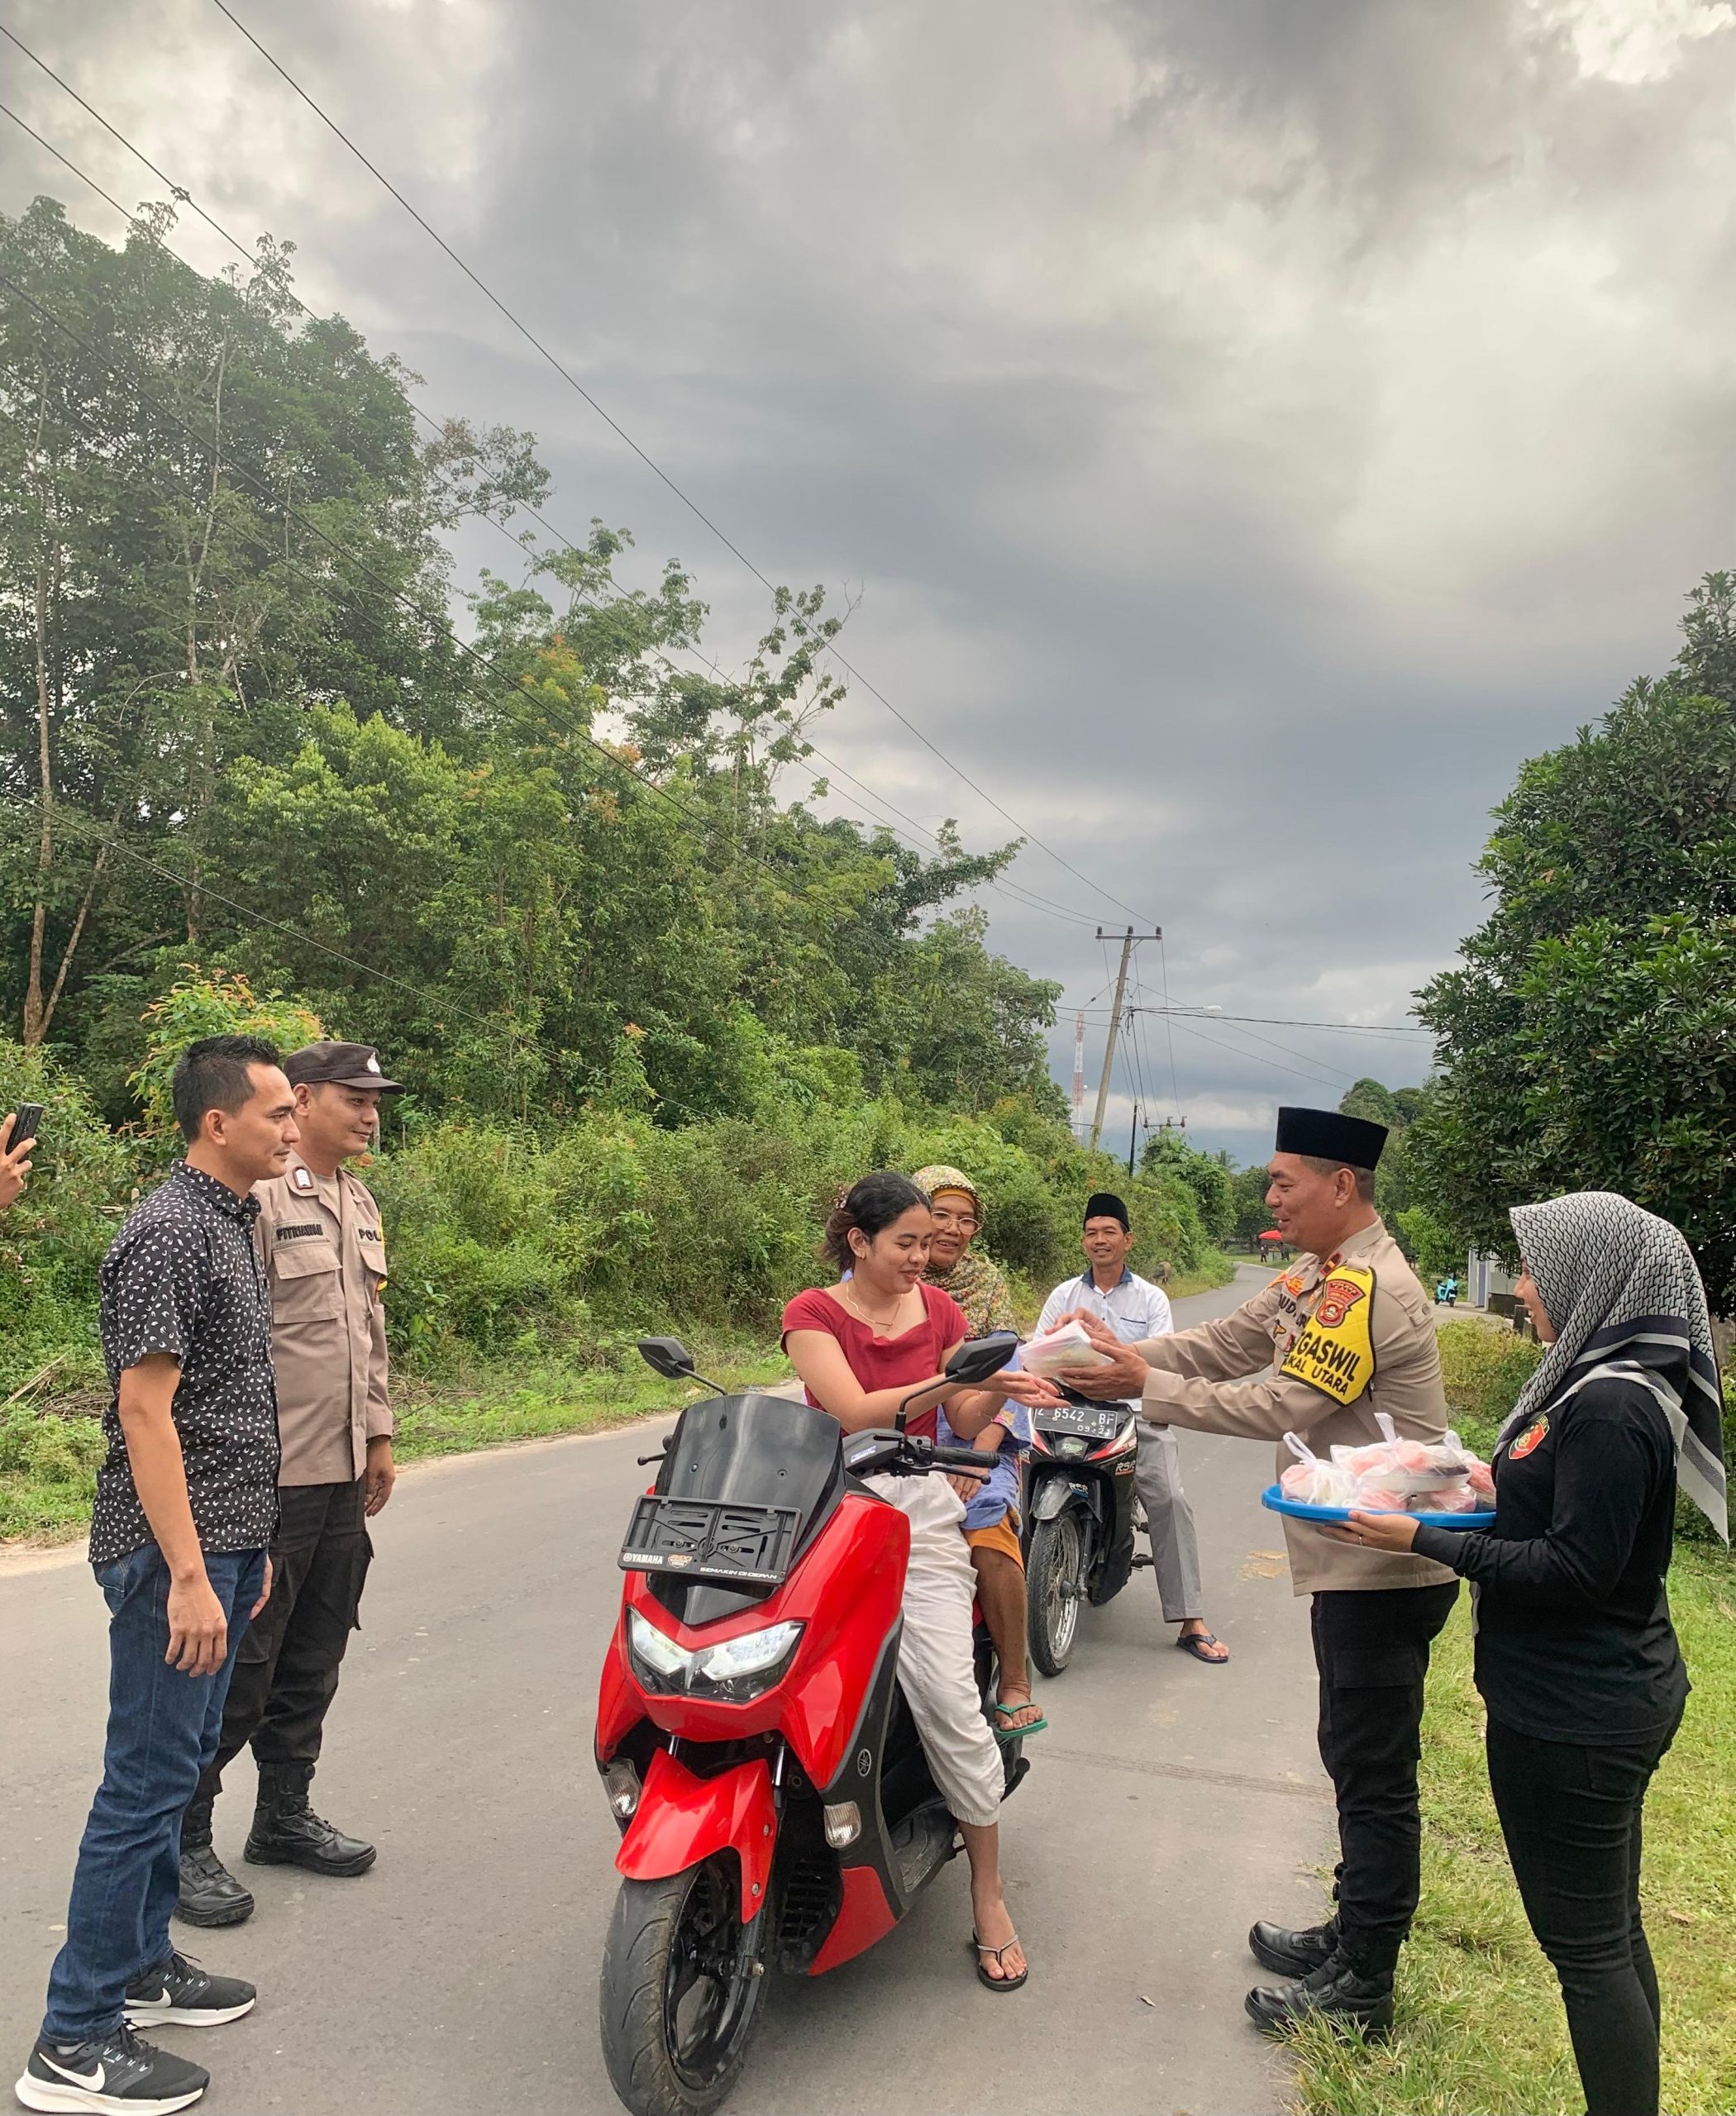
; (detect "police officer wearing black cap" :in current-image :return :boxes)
[177,1042,404,1928]
[1061,1106,1459,2037]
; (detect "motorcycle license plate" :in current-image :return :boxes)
[1035,1402,1125,1443]
[620,1494,801,1585]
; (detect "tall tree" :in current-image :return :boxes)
[1410,574,1736,1313]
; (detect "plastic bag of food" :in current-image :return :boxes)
[1279,1432,1355,1507]
[1333,1413,1490,1506]
[1020,1320,1114,1376]
[1411,1481,1478,1514]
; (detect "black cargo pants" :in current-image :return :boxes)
[196,1478,373,1799]
[1311,1581,1460,1975]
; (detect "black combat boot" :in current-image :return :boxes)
[244,1762,377,1876]
[174,1794,256,1928]
[1244,1947,1395,2040]
[1248,1916,1339,1980]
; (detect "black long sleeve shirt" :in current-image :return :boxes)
[1413,1374,1688,1743]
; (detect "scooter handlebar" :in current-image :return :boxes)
[843,1431,992,1480]
[928,1444,993,1474]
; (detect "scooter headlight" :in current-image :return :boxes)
[626,1608,805,1703]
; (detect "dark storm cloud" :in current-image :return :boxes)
[6,0,1736,1156]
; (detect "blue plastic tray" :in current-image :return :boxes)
[1261,1483,1494,1531]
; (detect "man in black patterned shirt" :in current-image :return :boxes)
[18,1038,299,2116]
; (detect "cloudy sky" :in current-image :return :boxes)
[6,0,1734,1160]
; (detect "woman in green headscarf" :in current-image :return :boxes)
[913,1166,1044,1738]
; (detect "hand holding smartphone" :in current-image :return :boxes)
[1,1103,41,1211]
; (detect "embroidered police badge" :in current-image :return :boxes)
[292,1165,316,1194]
[1509,1414,1549,1461]
[1280,1264,1376,1404]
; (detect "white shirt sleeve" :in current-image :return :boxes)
[1144,1285,1175,1337]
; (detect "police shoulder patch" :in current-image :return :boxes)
[1280,1263,1376,1405]
[1509,1414,1549,1461]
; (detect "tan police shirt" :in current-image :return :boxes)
[252,1152,391,1487]
[1134,1218,1457,1597]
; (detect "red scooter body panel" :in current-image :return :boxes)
[599,1491,909,1793]
[615,1748,776,1925]
[808,1866,897,1976]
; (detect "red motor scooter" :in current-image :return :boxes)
[594,1333,1028,2116]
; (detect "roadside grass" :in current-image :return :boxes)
[1290,1546,1736,2116]
[0,1339,791,1546]
[389,1342,790,1465]
[0,1251,1238,1546]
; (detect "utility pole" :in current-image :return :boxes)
[1089,926,1161,1153]
[1127,1099,1142,1176]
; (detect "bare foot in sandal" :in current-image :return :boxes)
[993,1683,1046,1736]
[970,1882,1027,1987]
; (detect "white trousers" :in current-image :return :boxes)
[865,1472,1005,1829]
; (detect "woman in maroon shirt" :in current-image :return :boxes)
[783,1171,1045,1992]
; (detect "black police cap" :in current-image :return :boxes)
[1274,1105,1387,1169]
[1083,1190,1131,1230]
[284,1041,405,1094]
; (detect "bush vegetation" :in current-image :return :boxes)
[0,985,1233,1538]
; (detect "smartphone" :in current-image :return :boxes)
[7,1103,44,1150]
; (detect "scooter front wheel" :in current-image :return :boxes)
[1027,1511,1085,1676]
[599,1858,766,2116]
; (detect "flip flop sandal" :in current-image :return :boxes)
[993,1699,1048,1740]
[971,1934,1029,1993]
[1176,1631,1229,1665]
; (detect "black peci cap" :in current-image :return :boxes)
[1274,1105,1387,1169]
[1083,1190,1131,1230]
[284,1041,405,1094]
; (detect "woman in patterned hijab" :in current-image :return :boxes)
[913,1166,1019,1337]
[1333,1192,1724,2116]
[1500,1191,1726,1537]
[912,1165,1045,1739]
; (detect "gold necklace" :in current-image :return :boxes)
[839,1280,908,1333]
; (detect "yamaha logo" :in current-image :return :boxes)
[856,1747,872,1777]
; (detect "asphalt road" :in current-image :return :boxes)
[1,1265,1331,2116]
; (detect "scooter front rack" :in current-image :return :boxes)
[620,1494,803,1586]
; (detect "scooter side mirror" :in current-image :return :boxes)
[638,1337,696,1380]
[943,1332,1019,1387]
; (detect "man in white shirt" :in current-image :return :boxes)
[1037,1193,1227,1663]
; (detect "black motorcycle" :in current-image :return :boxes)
[1020,1389,1143,1675]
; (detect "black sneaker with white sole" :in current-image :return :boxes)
[122,1954,255,2030]
[15,2024,207,2113]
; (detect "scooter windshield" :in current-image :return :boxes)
[648,1393,844,1624]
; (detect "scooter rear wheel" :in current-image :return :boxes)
[599,1858,765,2116]
[1027,1511,1085,1676]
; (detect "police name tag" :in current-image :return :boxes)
[1280,1264,1376,1404]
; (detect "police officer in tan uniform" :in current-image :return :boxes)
[1062,1107,1458,2038]
[176,1042,403,1928]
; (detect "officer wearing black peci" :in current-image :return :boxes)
[177,1042,403,1928]
[1061,1106,1459,2037]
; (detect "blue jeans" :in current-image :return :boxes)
[42,1543,266,2043]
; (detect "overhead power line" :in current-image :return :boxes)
[0,51,1104,937]
[204,0,1161,931]
[1163,1014,1352,1092]
[1071,1007,1432,1037]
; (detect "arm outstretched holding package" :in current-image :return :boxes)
[1059,1108,1461,2039]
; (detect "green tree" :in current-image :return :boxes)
[1141,1128,1235,1243]
[1411,573,1736,1313]
[1,193,1066,1138]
